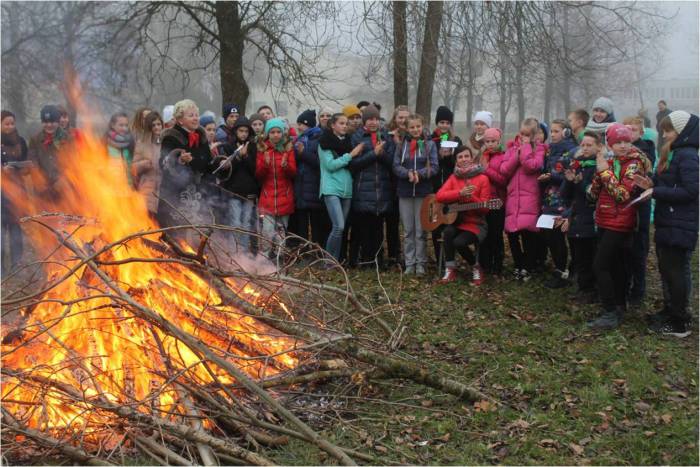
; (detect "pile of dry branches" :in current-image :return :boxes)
[1,217,493,466]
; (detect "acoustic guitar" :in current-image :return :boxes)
[420,194,503,231]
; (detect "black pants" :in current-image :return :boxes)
[351,212,385,266]
[594,228,632,312]
[543,227,568,272]
[1,214,23,275]
[657,245,693,325]
[534,230,548,271]
[443,225,478,267]
[479,207,505,274]
[568,236,577,276]
[570,236,597,293]
[629,201,651,302]
[384,199,401,261]
[287,208,331,251]
[508,230,538,272]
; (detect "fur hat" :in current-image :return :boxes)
[342,104,361,119]
[483,127,502,141]
[40,105,61,123]
[361,104,380,123]
[592,97,614,116]
[472,110,493,128]
[297,109,317,127]
[162,105,175,123]
[435,106,454,125]
[222,103,240,117]
[606,123,632,146]
[669,110,691,135]
[264,117,287,136]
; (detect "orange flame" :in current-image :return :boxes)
[1,103,300,435]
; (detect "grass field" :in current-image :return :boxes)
[269,251,699,465]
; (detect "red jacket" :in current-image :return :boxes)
[482,147,507,202]
[588,149,650,232]
[435,170,491,236]
[256,141,297,216]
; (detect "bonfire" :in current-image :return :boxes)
[1,105,490,466]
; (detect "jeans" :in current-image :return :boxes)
[260,214,289,258]
[443,225,478,268]
[479,207,505,274]
[657,245,694,324]
[399,197,427,267]
[227,197,257,254]
[324,195,351,261]
[594,228,632,312]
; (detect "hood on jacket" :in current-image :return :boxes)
[671,113,699,151]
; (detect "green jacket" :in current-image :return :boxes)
[318,146,353,198]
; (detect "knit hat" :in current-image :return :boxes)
[591,97,614,116]
[483,127,502,141]
[223,103,240,117]
[319,106,334,117]
[162,105,175,123]
[472,110,493,128]
[233,116,253,132]
[199,114,216,127]
[539,122,549,141]
[668,110,691,135]
[342,104,361,118]
[297,109,317,127]
[249,113,264,125]
[435,106,454,125]
[606,123,632,146]
[40,105,61,123]
[361,104,380,123]
[264,117,287,136]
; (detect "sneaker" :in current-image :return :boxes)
[587,311,620,330]
[404,265,415,275]
[471,265,483,286]
[513,269,522,281]
[561,269,570,280]
[657,321,691,338]
[438,267,458,284]
[415,264,426,276]
[519,269,531,282]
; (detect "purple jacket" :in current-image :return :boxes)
[498,137,546,233]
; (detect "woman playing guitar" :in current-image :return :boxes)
[435,145,492,285]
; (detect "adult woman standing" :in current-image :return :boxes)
[132,111,163,216]
[157,99,215,237]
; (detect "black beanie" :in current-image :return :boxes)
[435,105,454,125]
[297,109,317,127]
[40,105,61,123]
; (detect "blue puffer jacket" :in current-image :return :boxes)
[560,153,597,238]
[541,137,578,215]
[294,126,324,210]
[393,137,438,198]
[652,113,699,250]
[349,128,396,215]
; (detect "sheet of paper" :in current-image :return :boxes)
[440,140,458,149]
[624,188,653,209]
[536,214,557,229]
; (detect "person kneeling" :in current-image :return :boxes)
[436,145,491,285]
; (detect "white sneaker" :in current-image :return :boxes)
[415,264,426,276]
[404,265,415,275]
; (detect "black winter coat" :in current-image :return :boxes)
[560,155,597,239]
[294,126,324,210]
[216,139,258,199]
[157,125,216,228]
[633,138,656,168]
[652,114,699,250]
[430,130,463,192]
[349,128,396,215]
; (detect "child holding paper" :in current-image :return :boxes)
[480,127,507,276]
[586,123,650,330]
[498,118,546,282]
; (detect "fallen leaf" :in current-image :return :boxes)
[474,400,496,412]
[569,443,584,455]
[421,399,433,408]
[436,433,450,443]
[539,438,559,448]
[579,437,592,446]
[374,445,388,453]
[660,413,673,424]
[634,401,651,412]
[644,431,656,437]
[507,419,530,430]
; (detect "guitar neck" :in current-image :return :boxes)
[447,201,489,213]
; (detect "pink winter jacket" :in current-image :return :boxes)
[498,136,546,233]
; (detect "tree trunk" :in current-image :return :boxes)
[60,5,80,126]
[499,77,508,132]
[3,3,27,128]
[392,1,409,107]
[543,63,553,123]
[415,0,444,119]
[216,1,249,114]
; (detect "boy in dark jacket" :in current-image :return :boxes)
[349,105,396,268]
[216,103,240,145]
[560,131,600,301]
[539,119,578,288]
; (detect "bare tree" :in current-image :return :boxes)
[392,1,408,106]
[414,0,443,118]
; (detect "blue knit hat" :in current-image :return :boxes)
[539,122,549,141]
[264,117,287,136]
[199,114,216,127]
[222,103,240,117]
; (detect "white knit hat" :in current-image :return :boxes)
[162,105,175,123]
[669,110,691,134]
[473,110,493,128]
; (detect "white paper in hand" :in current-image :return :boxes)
[440,140,458,149]
[536,214,557,229]
[623,188,653,209]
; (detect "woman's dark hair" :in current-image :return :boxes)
[143,111,163,140]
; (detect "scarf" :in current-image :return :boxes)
[107,130,134,150]
[319,128,353,158]
[188,131,200,148]
[43,132,54,148]
[364,127,382,147]
[409,137,424,160]
[454,162,484,179]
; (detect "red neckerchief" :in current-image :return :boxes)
[188,131,200,148]
[364,127,378,146]
[42,132,54,148]
[409,139,417,160]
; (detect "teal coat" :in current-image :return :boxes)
[318,146,353,199]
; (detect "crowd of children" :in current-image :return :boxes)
[1,98,697,337]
